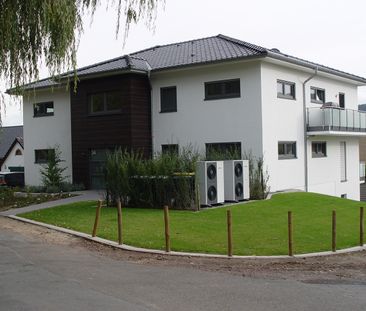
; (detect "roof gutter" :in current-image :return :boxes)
[302,66,318,192]
[266,50,366,84]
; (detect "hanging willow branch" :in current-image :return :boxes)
[0,0,162,92]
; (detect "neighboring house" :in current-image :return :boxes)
[8,35,366,200]
[0,126,24,172]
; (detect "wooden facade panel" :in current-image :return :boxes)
[70,73,151,188]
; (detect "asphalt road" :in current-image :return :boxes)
[1,220,366,311]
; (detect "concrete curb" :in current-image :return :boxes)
[7,215,366,259]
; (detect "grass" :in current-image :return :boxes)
[19,192,364,256]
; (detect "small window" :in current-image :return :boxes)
[310,87,325,104]
[161,144,179,155]
[35,149,54,164]
[160,87,177,113]
[339,93,345,109]
[206,142,241,160]
[33,102,54,117]
[277,80,295,99]
[341,194,347,199]
[278,142,297,159]
[204,79,240,100]
[15,149,22,156]
[89,91,123,115]
[312,142,327,158]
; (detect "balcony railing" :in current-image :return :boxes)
[307,107,366,133]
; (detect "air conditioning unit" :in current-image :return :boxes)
[196,161,224,206]
[224,160,250,201]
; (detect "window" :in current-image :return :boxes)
[310,87,325,104]
[204,79,240,100]
[340,141,347,182]
[341,194,347,199]
[277,80,295,99]
[15,149,22,156]
[278,142,297,159]
[206,142,242,160]
[89,91,123,114]
[35,149,54,164]
[33,101,54,117]
[312,142,327,158]
[160,86,177,113]
[161,144,179,155]
[339,93,345,108]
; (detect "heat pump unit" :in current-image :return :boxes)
[196,161,224,206]
[224,160,250,201]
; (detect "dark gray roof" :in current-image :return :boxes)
[13,34,366,91]
[0,126,23,158]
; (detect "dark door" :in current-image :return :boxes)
[89,149,108,189]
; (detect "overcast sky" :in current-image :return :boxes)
[2,0,366,125]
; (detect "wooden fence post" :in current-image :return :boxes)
[92,200,102,237]
[164,205,170,252]
[288,211,293,256]
[332,210,336,252]
[360,207,364,246]
[117,199,123,245]
[227,210,233,257]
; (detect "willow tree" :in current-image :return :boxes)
[0,0,162,91]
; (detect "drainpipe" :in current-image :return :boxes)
[303,67,318,192]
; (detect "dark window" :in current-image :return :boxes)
[89,91,123,114]
[339,93,345,108]
[277,80,295,99]
[160,86,177,113]
[33,102,54,117]
[15,149,22,156]
[312,142,327,158]
[206,142,242,160]
[161,144,179,155]
[278,142,297,159]
[204,79,240,100]
[35,149,54,164]
[310,87,325,104]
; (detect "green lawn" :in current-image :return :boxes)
[19,192,364,256]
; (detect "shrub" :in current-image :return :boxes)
[40,146,68,189]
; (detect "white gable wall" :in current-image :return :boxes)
[150,61,263,157]
[23,89,72,186]
[260,61,360,199]
[1,141,24,171]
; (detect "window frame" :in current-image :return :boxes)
[34,149,54,164]
[160,86,177,113]
[311,141,327,158]
[278,141,297,160]
[33,101,54,117]
[277,80,296,100]
[15,149,22,156]
[88,90,123,116]
[204,79,241,101]
[310,87,326,104]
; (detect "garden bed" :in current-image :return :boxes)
[19,192,364,256]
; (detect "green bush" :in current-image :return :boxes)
[105,148,198,209]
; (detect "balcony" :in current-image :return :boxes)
[307,107,366,136]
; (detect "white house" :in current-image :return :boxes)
[0,126,24,172]
[11,35,366,200]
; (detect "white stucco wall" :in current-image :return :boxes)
[23,89,72,186]
[1,142,24,171]
[150,61,263,157]
[260,60,360,199]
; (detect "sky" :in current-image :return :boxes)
[2,0,366,125]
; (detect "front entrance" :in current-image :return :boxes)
[89,149,109,189]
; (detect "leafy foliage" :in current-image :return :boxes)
[105,148,199,209]
[0,0,162,90]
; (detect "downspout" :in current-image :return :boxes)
[145,62,153,158]
[303,66,318,192]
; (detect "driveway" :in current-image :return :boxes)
[1,217,366,311]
